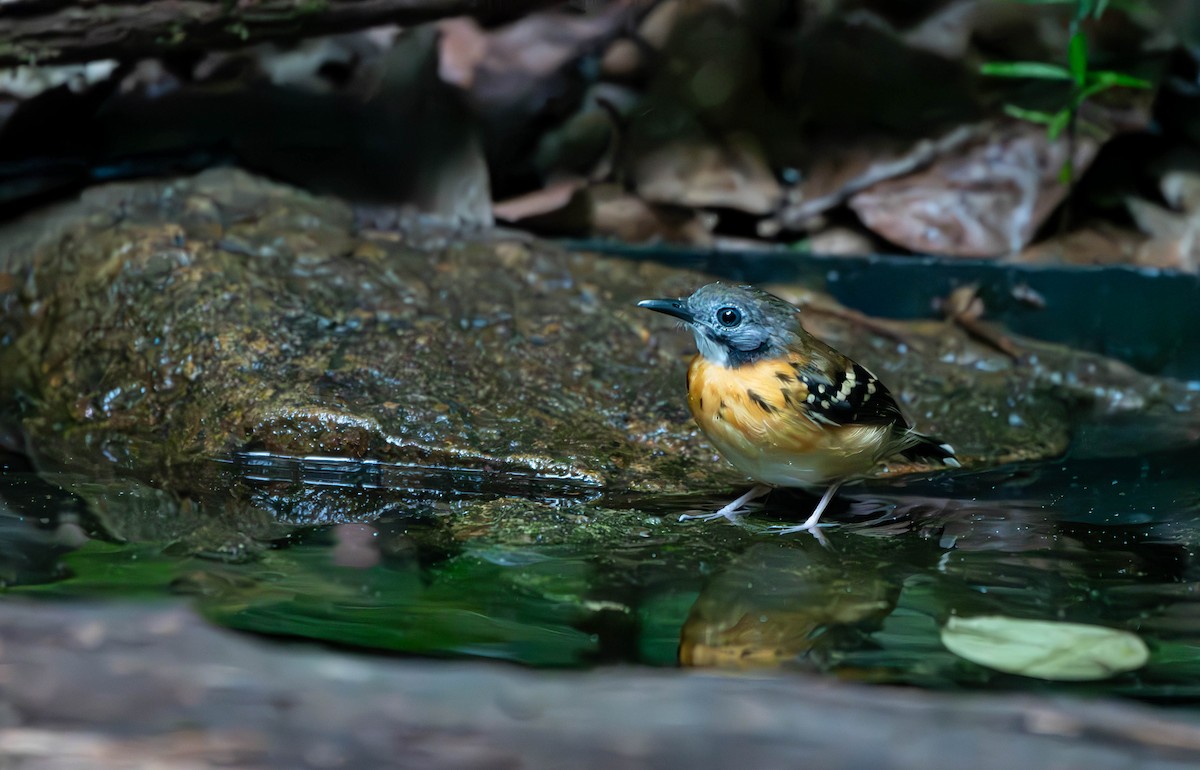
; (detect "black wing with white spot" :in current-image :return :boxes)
[790,360,908,428]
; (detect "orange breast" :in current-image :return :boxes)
[686,355,890,487]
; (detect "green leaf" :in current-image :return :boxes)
[1074,81,1114,107]
[1093,0,1110,18]
[941,615,1149,681]
[1047,109,1072,140]
[1086,69,1154,90]
[980,61,1073,81]
[1069,72,1153,112]
[1002,104,1059,125]
[1068,32,1089,86]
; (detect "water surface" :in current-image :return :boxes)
[4,440,1200,700]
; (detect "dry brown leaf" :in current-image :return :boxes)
[634,134,782,214]
[590,185,714,244]
[493,179,586,222]
[444,7,629,108]
[779,125,979,228]
[849,121,1101,257]
[437,18,490,90]
[1015,222,1145,267]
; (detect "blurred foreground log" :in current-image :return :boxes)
[0,0,557,67]
[2,602,1200,769]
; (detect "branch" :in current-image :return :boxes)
[0,0,561,67]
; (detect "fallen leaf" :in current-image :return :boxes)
[779,125,980,228]
[849,121,1102,257]
[941,615,1149,681]
[493,179,585,222]
[1015,221,1145,267]
[635,133,781,214]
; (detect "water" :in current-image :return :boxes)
[4,439,1200,699]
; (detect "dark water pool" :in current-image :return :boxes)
[3,438,1200,700]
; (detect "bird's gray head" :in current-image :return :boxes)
[637,283,802,367]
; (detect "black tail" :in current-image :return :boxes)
[898,431,961,468]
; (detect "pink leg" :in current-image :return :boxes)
[770,482,842,535]
[680,484,771,523]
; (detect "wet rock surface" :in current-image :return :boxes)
[0,169,703,490]
[0,169,1196,550]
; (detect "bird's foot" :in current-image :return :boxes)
[678,485,772,525]
[766,482,843,542]
[679,505,747,524]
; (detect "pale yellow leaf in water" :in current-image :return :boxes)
[940,615,1149,682]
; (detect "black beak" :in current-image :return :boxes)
[637,298,693,323]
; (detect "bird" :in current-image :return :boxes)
[638,282,959,534]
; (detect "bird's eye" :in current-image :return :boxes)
[716,307,742,327]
